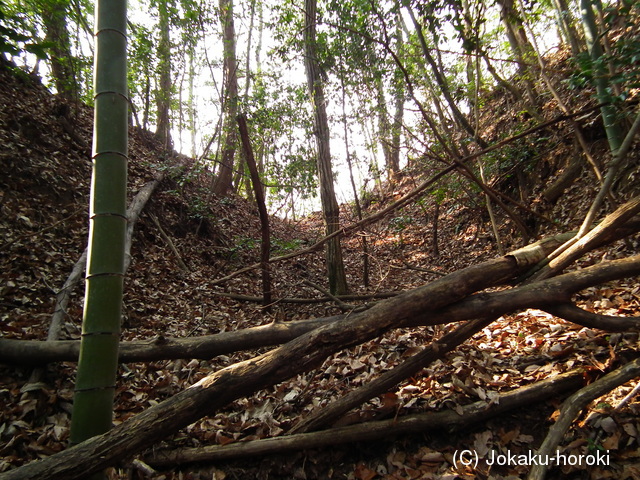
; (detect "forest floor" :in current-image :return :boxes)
[1,48,640,480]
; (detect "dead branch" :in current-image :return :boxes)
[2,249,640,478]
[578,106,640,237]
[22,175,165,389]
[545,303,640,332]
[0,233,572,366]
[211,290,399,304]
[144,369,586,466]
[302,279,355,310]
[290,317,495,434]
[527,356,640,480]
[2,252,640,367]
[529,195,640,281]
[149,212,190,272]
[237,114,272,310]
[0,244,551,480]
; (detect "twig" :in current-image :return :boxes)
[528,357,640,480]
[303,279,354,311]
[149,213,190,273]
[396,261,447,276]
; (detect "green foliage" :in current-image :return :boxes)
[271,237,304,254]
[227,235,259,260]
[246,73,319,207]
[389,214,413,232]
[0,0,50,59]
[128,21,155,107]
[567,1,640,102]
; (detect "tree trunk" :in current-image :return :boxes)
[303,0,348,295]
[406,6,488,149]
[337,67,368,288]
[212,0,239,197]
[495,0,540,109]
[41,0,78,99]
[580,0,625,155]
[3,246,640,479]
[69,0,128,469]
[237,114,272,310]
[155,0,172,149]
[551,0,582,56]
[144,369,585,466]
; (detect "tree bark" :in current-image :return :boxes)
[41,0,78,99]
[528,357,640,480]
[155,0,172,149]
[212,0,239,196]
[144,369,586,466]
[2,248,640,478]
[3,228,640,367]
[495,0,540,108]
[237,114,272,309]
[303,0,348,295]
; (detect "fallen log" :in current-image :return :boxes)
[0,244,549,479]
[1,252,639,479]
[290,317,496,434]
[144,368,586,466]
[2,252,640,366]
[21,175,166,390]
[5,249,640,365]
[292,255,640,434]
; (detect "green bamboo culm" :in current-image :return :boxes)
[580,0,625,154]
[69,0,128,466]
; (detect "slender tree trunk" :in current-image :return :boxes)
[212,0,239,196]
[69,2,128,480]
[339,70,369,288]
[551,0,582,56]
[303,0,348,295]
[495,0,539,109]
[375,76,394,177]
[142,75,150,131]
[155,0,172,149]
[188,50,197,157]
[237,114,272,310]
[580,0,625,155]
[406,6,488,149]
[388,13,404,178]
[41,0,78,99]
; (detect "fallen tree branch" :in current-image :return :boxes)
[0,246,548,479]
[527,356,640,480]
[211,290,399,304]
[302,279,354,310]
[144,369,586,466]
[149,212,190,273]
[2,253,640,366]
[529,196,640,281]
[0,235,549,365]
[22,175,165,390]
[290,316,495,434]
[545,303,640,332]
[2,249,640,478]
